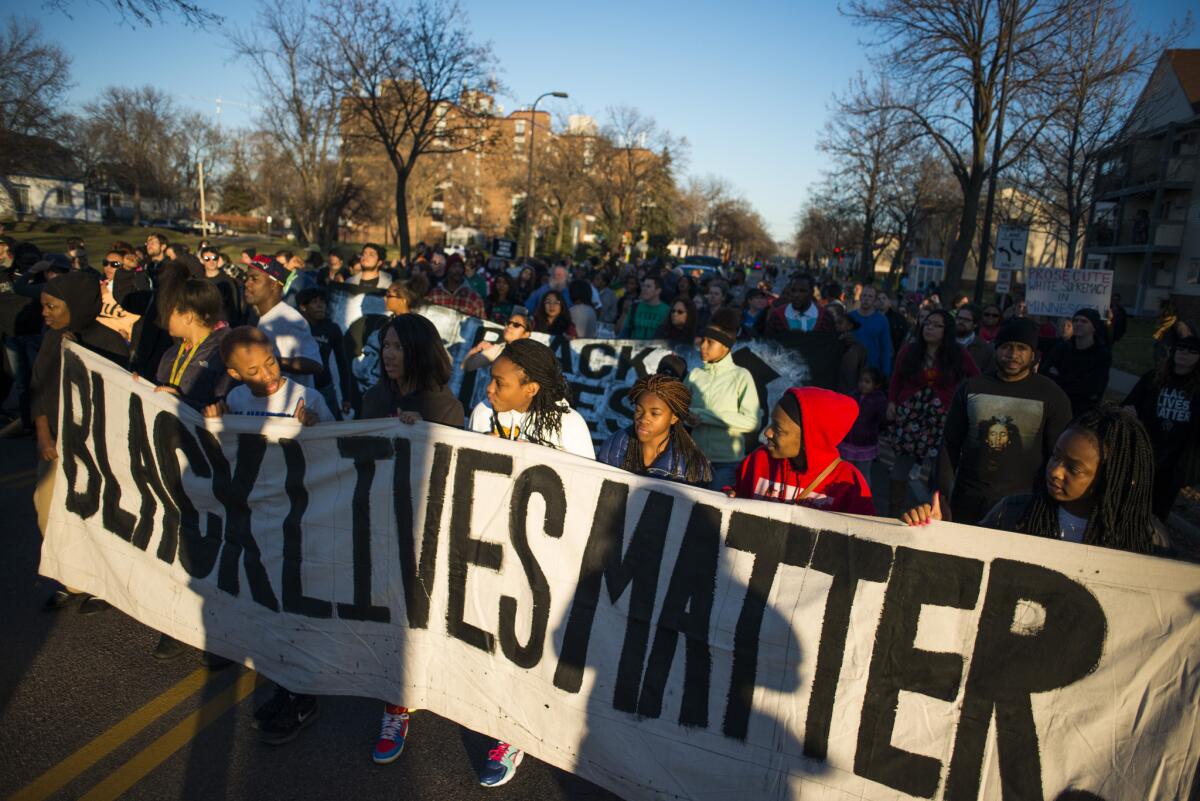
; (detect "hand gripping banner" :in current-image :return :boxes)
[41,343,1200,801]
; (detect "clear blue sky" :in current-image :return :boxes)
[10,0,1198,240]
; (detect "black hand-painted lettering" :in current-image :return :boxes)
[447,448,512,652]
[90,371,135,540]
[577,343,616,380]
[615,345,654,382]
[58,350,100,518]
[552,481,674,714]
[636,502,722,727]
[335,436,393,622]
[393,439,452,629]
[804,531,894,759]
[945,560,1106,801]
[153,415,220,578]
[856,547,982,799]
[499,465,565,669]
[280,437,331,618]
[722,512,817,740]
[125,397,176,553]
[196,429,278,611]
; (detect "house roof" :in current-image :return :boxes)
[0,131,84,182]
[1166,49,1200,114]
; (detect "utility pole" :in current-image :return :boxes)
[974,0,1017,304]
[198,161,208,236]
[524,91,568,259]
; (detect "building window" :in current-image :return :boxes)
[1152,259,1174,288]
[54,187,73,206]
[515,120,526,136]
[13,184,30,213]
[1187,259,1200,285]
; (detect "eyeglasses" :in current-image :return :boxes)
[671,308,687,315]
[982,312,1001,319]
[202,255,218,262]
[1178,346,1200,356]
[506,320,527,330]
[544,299,562,306]
[103,259,123,268]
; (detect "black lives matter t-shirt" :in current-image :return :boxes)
[1123,370,1198,465]
[941,372,1073,521]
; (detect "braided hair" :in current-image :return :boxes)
[622,374,713,485]
[500,338,572,448]
[1015,404,1157,554]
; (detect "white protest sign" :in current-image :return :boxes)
[40,343,1200,801]
[1026,268,1114,318]
[994,224,1028,271]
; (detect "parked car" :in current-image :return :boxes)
[678,255,725,282]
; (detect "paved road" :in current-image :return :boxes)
[0,435,623,801]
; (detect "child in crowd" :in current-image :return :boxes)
[203,326,332,745]
[466,338,593,785]
[598,374,713,486]
[297,287,351,418]
[207,326,334,426]
[686,307,761,491]
[839,367,887,492]
[730,386,875,514]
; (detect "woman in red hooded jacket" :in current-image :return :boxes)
[730,387,875,514]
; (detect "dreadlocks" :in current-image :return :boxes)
[500,339,572,448]
[622,374,713,485]
[1015,404,1157,554]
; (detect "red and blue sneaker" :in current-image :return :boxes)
[479,741,524,787]
[372,705,410,764]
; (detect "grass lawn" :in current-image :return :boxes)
[1111,317,1156,378]
[0,219,297,264]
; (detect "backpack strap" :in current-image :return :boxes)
[796,458,842,503]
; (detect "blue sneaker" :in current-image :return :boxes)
[479,741,524,787]
[372,705,409,764]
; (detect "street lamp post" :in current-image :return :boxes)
[524,90,568,259]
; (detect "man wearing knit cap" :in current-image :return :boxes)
[1039,307,1112,417]
[935,317,1073,525]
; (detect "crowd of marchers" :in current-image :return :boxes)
[0,228,1196,788]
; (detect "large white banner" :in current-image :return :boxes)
[42,344,1200,801]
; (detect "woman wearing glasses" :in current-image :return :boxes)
[461,307,532,372]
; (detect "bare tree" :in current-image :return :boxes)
[793,187,864,267]
[176,110,226,217]
[820,73,914,280]
[83,86,182,224]
[1014,0,1177,269]
[235,0,361,246]
[315,0,500,261]
[43,0,220,27]
[0,16,72,136]
[845,0,1071,296]
[588,106,686,252]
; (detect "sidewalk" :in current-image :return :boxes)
[1108,365,1139,397]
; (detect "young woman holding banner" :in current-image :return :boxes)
[901,405,1170,555]
[598,374,712,486]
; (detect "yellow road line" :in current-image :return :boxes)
[76,670,260,801]
[7,668,212,801]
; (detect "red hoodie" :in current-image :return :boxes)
[732,387,875,515]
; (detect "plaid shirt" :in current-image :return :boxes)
[426,284,485,318]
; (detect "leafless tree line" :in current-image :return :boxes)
[796,0,1188,293]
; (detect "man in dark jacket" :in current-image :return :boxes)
[1039,308,1111,418]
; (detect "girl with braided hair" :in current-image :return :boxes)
[598,374,713,486]
[902,405,1170,555]
[465,336,593,787]
[467,338,594,457]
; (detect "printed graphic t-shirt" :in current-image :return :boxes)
[225,378,335,422]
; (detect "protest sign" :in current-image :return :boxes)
[41,343,1200,801]
[1026,268,1114,318]
[327,283,842,442]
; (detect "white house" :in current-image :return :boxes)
[0,132,100,223]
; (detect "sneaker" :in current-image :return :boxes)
[252,685,292,730]
[479,741,524,788]
[42,589,86,611]
[200,651,235,670]
[372,705,410,764]
[78,596,111,616]
[260,694,319,745]
[152,634,188,661]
